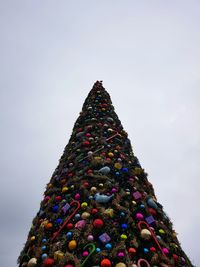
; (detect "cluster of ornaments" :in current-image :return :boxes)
[19,81,193,267]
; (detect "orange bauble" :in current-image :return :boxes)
[101,259,111,267]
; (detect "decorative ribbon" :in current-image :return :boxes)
[137,258,150,267]
[51,200,80,241]
[80,243,96,267]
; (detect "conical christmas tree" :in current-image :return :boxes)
[18,81,193,267]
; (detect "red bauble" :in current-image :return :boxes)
[55,196,62,201]
[148,207,157,215]
[91,208,98,214]
[128,247,136,254]
[173,254,178,261]
[83,141,90,146]
[66,223,74,229]
[150,246,156,252]
[83,182,89,187]
[93,219,104,228]
[65,265,74,267]
[43,258,54,266]
[101,259,111,267]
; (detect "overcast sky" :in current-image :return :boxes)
[0,1,200,266]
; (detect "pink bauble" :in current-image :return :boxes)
[117,252,125,257]
[162,248,169,254]
[87,235,94,241]
[82,251,89,257]
[74,193,80,200]
[135,213,144,220]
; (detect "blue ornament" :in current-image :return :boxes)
[52,205,59,212]
[56,218,63,225]
[115,172,120,176]
[140,204,145,209]
[94,193,114,203]
[121,223,128,229]
[144,248,149,253]
[66,231,73,238]
[42,238,47,243]
[105,243,112,250]
[121,167,129,173]
[147,198,158,210]
[41,253,48,260]
[99,166,111,174]
[75,213,81,219]
[96,248,101,253]
[120,212,125,217]
[41,246,46,251]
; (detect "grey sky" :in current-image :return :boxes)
[0,1,199,266]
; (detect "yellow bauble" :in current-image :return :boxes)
[120,234,127,240]
[115,263,126,267]
[114,162,122,170]
[159,229,165,234]
[48,183,53,188]
[62,186,69,193]
[81,202,88,208]
[81,212,90,219]
[68,240,77,250]
[30,236,35,241]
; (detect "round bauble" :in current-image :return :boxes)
[41,254,48,260]
[74,193,80,200]
[82,251,89,257]
[141,229,152,240]
[115,263,126,267]
[101,258,111,267]
[117,252,125,257]
[93,219,104,228]
[43,258,54,266]
[45,222,53,229]
[120,234,127,240]
[91,186,97,192]
[162,248,169,254]
[135,213,144,220]
[87,234,94,241]
[81,212,90,219]
[81,202,88,208]
[128,247,136,254]
[68,240,77,250]
[55,195,62,201]
[27,258,37,267]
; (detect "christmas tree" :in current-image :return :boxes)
[18,81,193,267]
